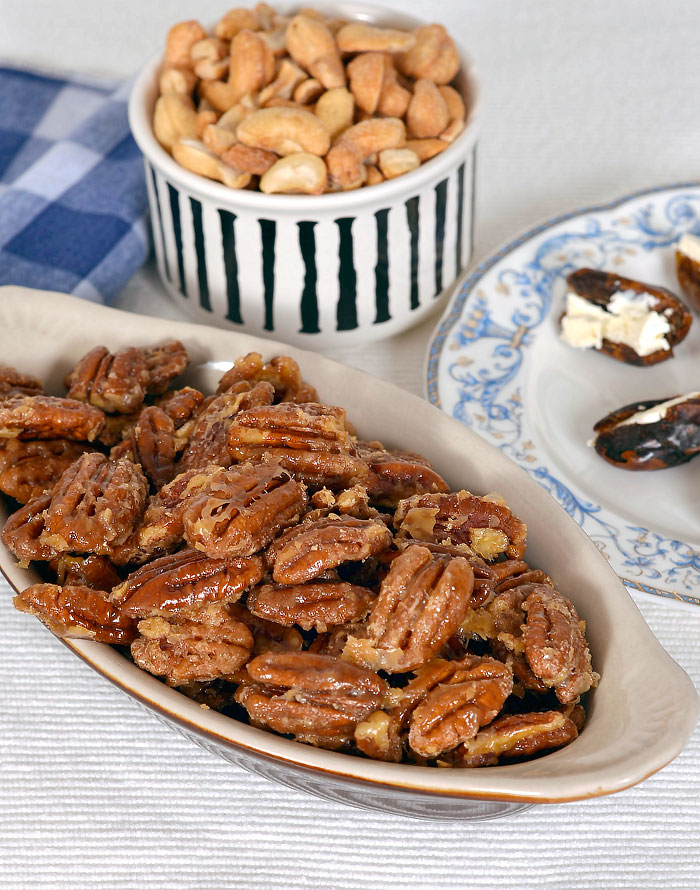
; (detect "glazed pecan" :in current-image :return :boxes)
[1,491,57,562]
[180,381,274,470]
[228,602,304,655]
[40,453,148,555]
[182,461,308,558]
[111,405,178,489]
[13,583,136,644]
[489,640,548,694]
[113,549,264,618]
[51,554,122,591]
[131,603,253,685]
[247,581,374,631]
[0,395,105,442]
[95,410,141,447]
[460,586,529,651]
[356,440,449,507]
[269,516,392,584]
[343,545,474,672]
[142,340,189,394]
[227,402,369,489]
[398,539,497,607]
[453,710,579,767]
[522,586,598,703]
[156,386,206,449]
[0,365,43,397]
[235,651,386,748]
[493,559,553,593]
[0,438,91,503]
[216,352,318,403]
[65,345,150,413]
[408,655,513,757]
[394,490,527,560]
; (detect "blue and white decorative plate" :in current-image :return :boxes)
[426,183,700,607]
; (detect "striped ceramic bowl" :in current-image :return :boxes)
[128,4,479,348]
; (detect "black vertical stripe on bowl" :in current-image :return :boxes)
[469,146,477,263]
[149,165,170,283]
[434,178,448,297]
[405,196,420,310]
[297,221,320,334]
[455,162,465,277]
[218,209,243,325]
[374,208,391,324]
[167,183,186,297]
[189,197,210,312]
[259,219,276,331]
[335,217,358,331]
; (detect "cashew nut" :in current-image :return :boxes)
[377,148,420,179]
[214,8,259,40]
[254,2,277,31]
[164,20,207,69]
[193,56,230,81]
[365,165,384,186]
[326,117,405,190]
[259,59,307,105]
[406,78,449,138]
[336,22,417,53]
[172,139,225,180]
[229,29,275,102]
[405,138,448,161]
[190,37,228,64]
[236,107,330,156]
[376,58,411,118]
[202,123,238,155]
[285,14,345,89]
[438,85,466,122]
[293,78,323,105]
[346,53,386,114]
[196,109,219,139]
[153,93,198,150]
[439,119,465,143]
[159,66,198,97]
[220,143,278,175]
[397,24,460,84]
[314,87,354,140]
[260,153,327,195]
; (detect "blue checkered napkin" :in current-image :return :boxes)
[0,66,149,303]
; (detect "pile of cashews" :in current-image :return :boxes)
[153,4,466,195]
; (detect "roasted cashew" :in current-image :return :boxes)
[336,22,416,53]
[153,93,198,150]
[259,153,327,195]
[397,24,460,84]
[406,79,449,138]
[285,14,345,89]
[236,107,330,156]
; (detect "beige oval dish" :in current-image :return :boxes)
[0,287,697,821]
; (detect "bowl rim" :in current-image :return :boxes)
[1,287,698,805]
[127,1,480,212]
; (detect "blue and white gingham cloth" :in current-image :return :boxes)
[0,66,149,304]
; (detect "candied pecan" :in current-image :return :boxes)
[489,639,548,694]
[216,352,319,403]
[228,402,369,489]
[156,386,205,448]
[13,583,136,644]
[180,381,274,470]
[394,490,527,560]
[111,405,178,489]
[65,345,150,413]
[228,602,304,655]
[0,438,91,503]
[142,340,189,394]
[131,603,253,685]
[51,554,122,591]
[0,395,105,442]
[356,440,449,507]
[0,365,43,397]
[95,410,141,447]
[235,651,386,748]
[398,539,497,607]
[453,710,579,767]
[269,516,392,584]
[493,559,553,594]
[40,453,148,555]
[460,586,529,650]
[408,655,513,758]
[343,545,474,673]
[247,581,374,631]
[522,586,598,703]
[182,461,308,558]
[113,549,264,618]
[1,491,57,562]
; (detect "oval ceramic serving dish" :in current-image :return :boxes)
[0,287,697,822]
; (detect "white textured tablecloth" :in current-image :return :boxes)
[3,1,700,887]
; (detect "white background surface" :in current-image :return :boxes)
[3,1,700,888]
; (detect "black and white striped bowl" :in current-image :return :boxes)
[128,4,479,348]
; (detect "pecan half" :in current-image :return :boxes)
[156,386,206,448]
[522,586,598,703]
[394,490,527,560]
[95,411,141,448]
[111,405,178,489]
[217,352,319,403]
[182,461,308,558]
[408,655,513,757]
[142,340,189,394]
[343,545,474,672]
[65,346,150,413]
[356,440,449,507]
[40,453,148,555]
[228,602,304,655]
[51,554,122,591]
[460,586,529,650]
[0,365,43,397]
[13,583,136,644]
[113,549,264,618]
[227,402,368,489]
[180,381,274,470]
[0,395,105,441]
[1,491,57,561]
[131,603,254,685]
[453,710,578,767]
[235,651,386,748]
[247,581,374,631]
[0,438,91,503]
[269,516,392,584]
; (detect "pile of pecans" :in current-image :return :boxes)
[1,346,598,767]
[153,4,468,194]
